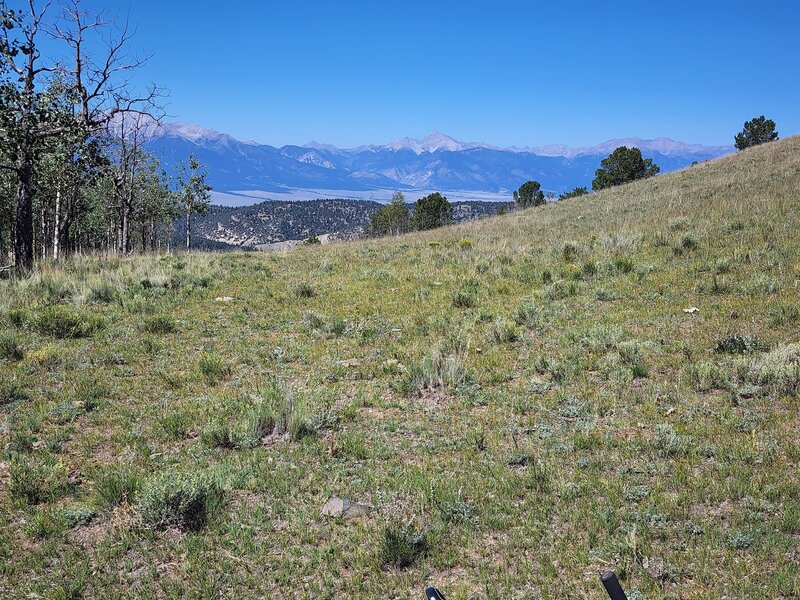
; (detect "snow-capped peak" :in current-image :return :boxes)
[160,122,229,143]
[385,132,472,154]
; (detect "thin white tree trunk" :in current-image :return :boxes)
[53,187,60,260]
[186,209,191,253]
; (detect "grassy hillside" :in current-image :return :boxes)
[1,137,799,598]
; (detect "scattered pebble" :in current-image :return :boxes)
[321,497,373,520]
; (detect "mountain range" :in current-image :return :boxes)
[146,123,734,206]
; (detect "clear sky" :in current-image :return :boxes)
[71,0,799,148]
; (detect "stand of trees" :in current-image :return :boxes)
[0,1,203,271]
[368,191,411,236]
[368,191,452,237]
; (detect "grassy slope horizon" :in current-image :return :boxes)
[1,137,799,598]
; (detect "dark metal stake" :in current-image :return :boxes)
[600,571,629,600]
[425,586,446,600]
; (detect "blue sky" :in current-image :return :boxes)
[73,0,799,148]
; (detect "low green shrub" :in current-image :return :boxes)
[380,523,428,568]
[399,340,469,396]
[0,333,25,361]
[687,362,729,392]
[294,283,316,298]
[490,319,520,343]
[93,469,141,511]
[34,306,100,338]
[452,279,479,309]
[561,241,579,262]
[713,334,762,355]
[25,508,66,539]
[9,458,73,505]
[739,343,800,395]
[0,377,30,405]
[198,353,232,385]
[611,257,634,274]
[143,314,178,334]
[61,506,96,528]
[512,298,541,329]
[137,471,222,531]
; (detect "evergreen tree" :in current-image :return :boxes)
[513,180,545,208]
[592,147,659,191]
[412,192,451,231]
[734,115,778,151]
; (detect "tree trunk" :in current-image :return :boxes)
[14,151,35,272]
[40,200,46,259]
[53,187,61,260]
[121,204,129,254]
[185,209,191,253]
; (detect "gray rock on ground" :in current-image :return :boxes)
[321,497,372,520]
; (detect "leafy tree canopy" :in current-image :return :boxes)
[592,146,659,191]
[370,191,411,237]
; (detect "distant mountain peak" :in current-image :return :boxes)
[386,132,467,154]
[152,121,248,149]
[159,122,227,142]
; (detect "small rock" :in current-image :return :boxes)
[214,296,235,303]
[321,497,348,517]
[683,307,700,314]
[321,497,372,520]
